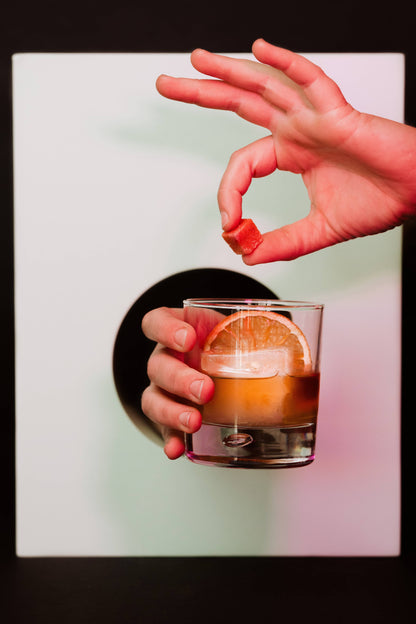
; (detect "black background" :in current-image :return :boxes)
[1,1,415,621]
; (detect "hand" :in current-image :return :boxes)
[141,307,215,459]
[156,39,416,263]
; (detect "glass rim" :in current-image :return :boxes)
[183,298,324,311]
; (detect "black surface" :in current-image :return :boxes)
[1,556,414,623]
[2,0,416,620]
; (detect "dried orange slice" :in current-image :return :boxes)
[201,310,311,377]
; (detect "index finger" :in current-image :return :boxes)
[218,135,278,231]
[141,307,196,352]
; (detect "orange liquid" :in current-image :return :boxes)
[202,373,320,427]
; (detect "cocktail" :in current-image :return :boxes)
[183,299,323,468]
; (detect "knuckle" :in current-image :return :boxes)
[146,354,157,380]
[166,366,188,396]
[141,310,152,335]
[141,385,175,426]
[140,386,153,415]
[229,148,244,164]
[141,307,167,337]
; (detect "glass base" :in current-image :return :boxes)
[185,422,316,469]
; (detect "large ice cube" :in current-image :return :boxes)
[200,349,289,378]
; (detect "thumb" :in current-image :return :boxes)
[242,213,340,264]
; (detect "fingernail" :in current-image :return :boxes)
[179,411,192,428]
[190,379,204,401]
[174,328,187,349]
[220,210,230,229]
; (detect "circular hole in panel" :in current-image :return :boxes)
[112,268,277,437]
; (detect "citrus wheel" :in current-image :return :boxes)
[201,309,312,377]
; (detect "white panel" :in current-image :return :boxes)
[13,52,403,556]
